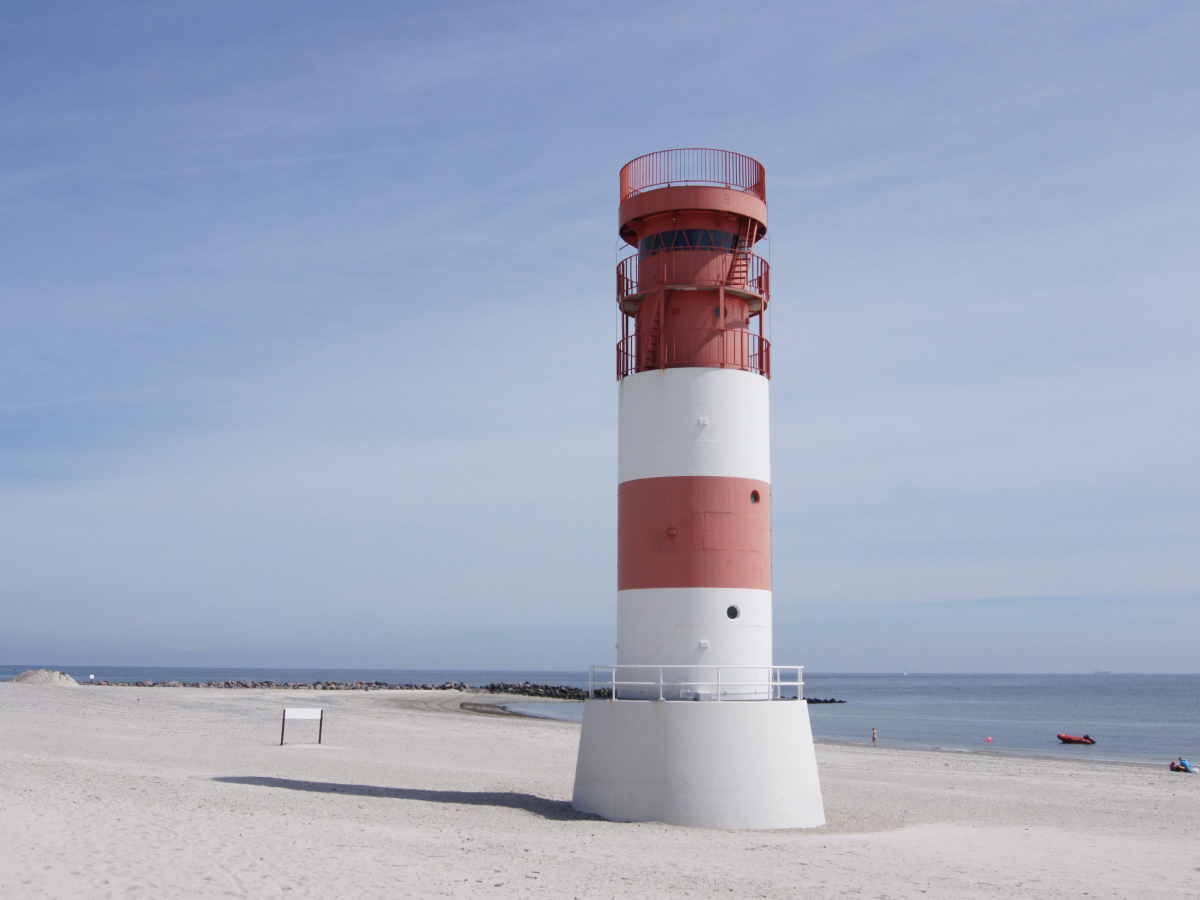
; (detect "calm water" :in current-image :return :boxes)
[514,673,1200,765]
[802,674,1199,764]
[6,666,1196,764]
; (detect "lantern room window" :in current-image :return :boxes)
[638,230,739,255]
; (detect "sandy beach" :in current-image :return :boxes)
[1,682,1197,899]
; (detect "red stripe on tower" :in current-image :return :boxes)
[618,476,770,590]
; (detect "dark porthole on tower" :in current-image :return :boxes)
[750,490,760,504]
[727,606,740,619]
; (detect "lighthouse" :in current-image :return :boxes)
[572,149,825,829]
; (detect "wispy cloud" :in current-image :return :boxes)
[1,0,1197,670]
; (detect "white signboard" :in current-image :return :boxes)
[284,708,322,720]
[280,708,324,744]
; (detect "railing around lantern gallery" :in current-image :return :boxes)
[617,328,770,380]
[620,149,766,203]
[587,665,803,701]
[617,248,770,305]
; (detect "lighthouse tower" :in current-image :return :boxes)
[572,149,825,829]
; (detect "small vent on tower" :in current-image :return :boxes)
[750,490,760,504]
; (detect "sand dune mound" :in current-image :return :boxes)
[12,669,78,686]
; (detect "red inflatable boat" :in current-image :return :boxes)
[1057,733,1095,744]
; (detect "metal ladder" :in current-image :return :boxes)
[726,220,758,287]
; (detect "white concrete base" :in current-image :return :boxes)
[572,698,825,830]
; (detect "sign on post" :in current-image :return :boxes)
[280,708,324,745]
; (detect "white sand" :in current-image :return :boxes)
[11,669,78,686]
[1,684,1197,899]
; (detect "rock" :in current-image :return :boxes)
[62,676,587,696]
[12,669,79,686]
[479,681,588,700]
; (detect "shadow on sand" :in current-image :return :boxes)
[211,776,596,821]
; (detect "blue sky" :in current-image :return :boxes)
[2,1,1197,672]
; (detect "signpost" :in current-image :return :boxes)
[280,708,323,745]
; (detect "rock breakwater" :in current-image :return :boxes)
[77,678,590,697]
[75,680,837,703]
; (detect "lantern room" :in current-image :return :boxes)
[616,149,771,380]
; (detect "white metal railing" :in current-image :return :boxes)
[587,665,803,701]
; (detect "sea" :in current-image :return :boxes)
[5,665,1197,765]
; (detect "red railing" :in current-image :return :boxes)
[620,149,766,203]
[617,249,769,304]
[617,328,770,380]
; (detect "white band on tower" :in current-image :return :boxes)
[619,367,771,484]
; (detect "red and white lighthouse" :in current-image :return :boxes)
[572,149,825,829]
